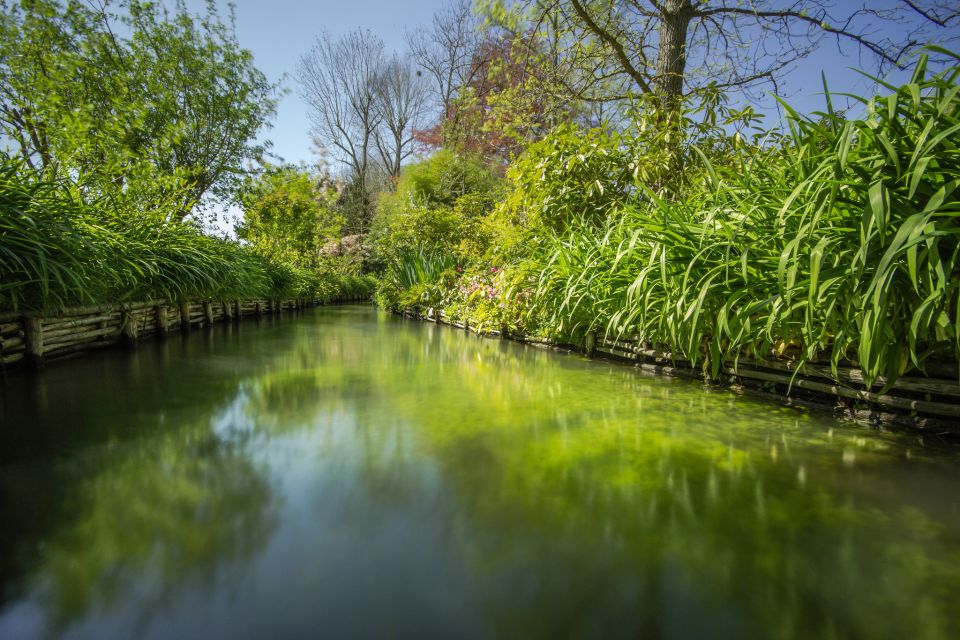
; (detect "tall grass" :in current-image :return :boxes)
[0,161,368,312]
[390,248,456,291]
[525,51,959,386]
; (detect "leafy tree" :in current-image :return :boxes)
[370,150,502,270]
[411,7,590,159]
[236,166,343,268]
[0,0,277,220]
[382,149,502,209]
[444,34,578,159]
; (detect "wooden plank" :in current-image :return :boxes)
[44,339,117,359]
[0,334,24,349]
[738,357,960,397]
[43,328,115,350]
[43,328,117,348]
[40,314,119,332]
[1,321,22,335]
[121,309,138,344]
[179,302,192,331]
[1,352,25,365]
[43,320,118,340]
[156,306,169,336]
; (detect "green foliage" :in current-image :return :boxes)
[236,166,343,268]
[373,202,473,267]
[0,0,277,220]
[498,124,636,232]
[371,151,503,307]
[493,93,764,234]
[378,52,960,387]
[375,248,455,310]
[380,149,502,211]
[0,159,370,311]
[526,52,960,386]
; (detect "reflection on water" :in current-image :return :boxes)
[1,306,959,639]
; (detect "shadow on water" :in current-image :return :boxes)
[1,306,959,639]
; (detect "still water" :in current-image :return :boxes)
[1,305,959,639]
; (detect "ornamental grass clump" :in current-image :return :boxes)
[0,159,359,312]
[529,51,959,387]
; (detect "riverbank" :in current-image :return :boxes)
[0,296,371,370]
[398,307,960,434]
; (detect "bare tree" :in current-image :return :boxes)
[405,0,485,117]
[297,29,385,207]
[551,0,960,111]
[374,55,430,177]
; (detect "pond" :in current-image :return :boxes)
[1,305,959,639]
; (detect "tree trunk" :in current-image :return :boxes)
[653,0,694,113]
[652,0,694,188]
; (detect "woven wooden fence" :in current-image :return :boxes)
[0,295,368,369]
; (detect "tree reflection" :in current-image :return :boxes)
[4,409,276,637]
[237,312,960,639]
[2,308,958,639]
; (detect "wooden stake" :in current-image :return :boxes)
[179,302,191,332]
[24,315,43,368]
[121,309,138,346]
[156,305,169,336]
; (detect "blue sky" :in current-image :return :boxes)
[185,0,449,168]
[202,0,954,169]
[181,0,954,231]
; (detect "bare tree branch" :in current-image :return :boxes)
[570,0,654,93]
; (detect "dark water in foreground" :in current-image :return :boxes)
[1,305,959,639]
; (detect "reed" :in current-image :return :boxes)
[524,51,959,387]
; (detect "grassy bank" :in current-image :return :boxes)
[0,161,375,313]
[375,53,960,388]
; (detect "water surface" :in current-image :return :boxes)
[1,306,959,639]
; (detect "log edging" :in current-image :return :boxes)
[399,307,960,433]
[0,295,371,371]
